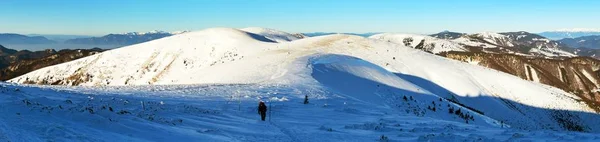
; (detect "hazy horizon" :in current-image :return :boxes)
[1,0,599,35]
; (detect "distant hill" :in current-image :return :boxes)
[429,31,466,40]
[0,33,56,44]
[0,44,18,56]
[0,44,104,80]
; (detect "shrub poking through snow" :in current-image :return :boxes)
[380,135,389,142]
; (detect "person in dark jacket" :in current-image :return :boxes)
[303,95,309,104]
[258,101,267,121]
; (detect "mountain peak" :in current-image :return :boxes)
[429,31,466,40]
[472,32,510,40]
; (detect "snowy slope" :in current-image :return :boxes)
[11,28,280,86]
[5,27,600,141]
[241,27,302,42]
[446,32,515,48]
[448,31,576,57]
[3,82,600,141]
[472,32,515,47]
[369,33,467,53]
[452,36,499,48]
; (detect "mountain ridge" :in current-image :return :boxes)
[559,35,600,49]
[539,30,600,40]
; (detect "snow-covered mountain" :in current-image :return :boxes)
[450,31,575,57]
[472,32,516,47]
[499,31,575,57]
[369,31,575,57]
[369,33,467,54]
[8,27,600,138]
[539,29,600,40]
[374,31,600,110]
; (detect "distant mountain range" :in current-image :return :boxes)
[428,29,600,42]
[64,30,188,45]
[558,35,600,49]
[539,29,600,40]
[0,30,188,46]
[0,34,56,44]
[27,34,92,42]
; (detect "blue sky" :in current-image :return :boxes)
[1,0,599,35]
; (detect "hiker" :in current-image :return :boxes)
[303,95,309,104]
[258,101,267,121]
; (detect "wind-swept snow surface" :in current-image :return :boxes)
[241,27,303,42]
[3,82,599,141]
[4,27,600,141]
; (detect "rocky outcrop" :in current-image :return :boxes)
[440,51,600,111]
